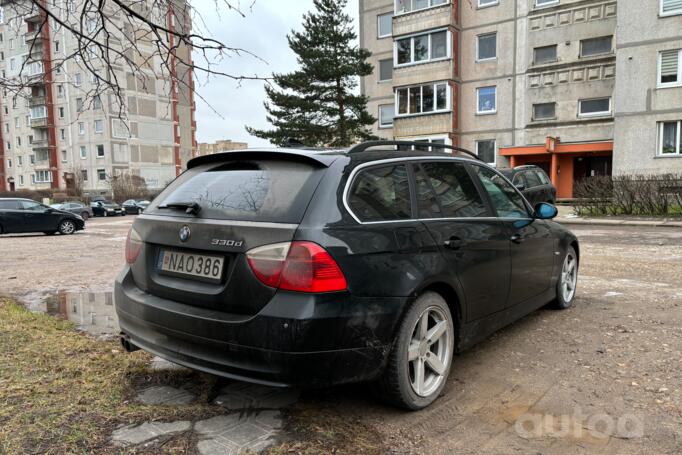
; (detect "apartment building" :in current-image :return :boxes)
[360,0,682,198]
[196,139,248,156]
[0,0,196,194]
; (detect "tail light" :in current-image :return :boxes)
[246,241,347,293]
[125,228,142,264]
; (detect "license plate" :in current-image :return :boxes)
[158,249,225,282]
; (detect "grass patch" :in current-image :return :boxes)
[0,298,386,454]
[0,298,220,454]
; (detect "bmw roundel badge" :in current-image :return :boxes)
[179,225,191,242]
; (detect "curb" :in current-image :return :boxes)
[557,219,682,228]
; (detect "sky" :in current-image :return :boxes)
[191,0,360,147]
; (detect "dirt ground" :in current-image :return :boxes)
[1,218,681,454]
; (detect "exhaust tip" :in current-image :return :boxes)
[119,334,140,353]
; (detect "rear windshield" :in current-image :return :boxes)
[148,159,323,223]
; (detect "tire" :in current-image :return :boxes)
[58,219,77,235]
[552,246,578,309]
[376,292,455,410]
[81,212,90,220]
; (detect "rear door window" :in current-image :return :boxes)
[536,170,550,185]
[415,162,489,218]
[0,200,19,209]
[149,159,324,223]
[524,170,542,188]
[348,164,412,222]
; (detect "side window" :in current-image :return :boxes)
[348,164,412,222]
[0,200,19,209]
[512,173,526,187]
[524,170,542,188]
[19,201,44,211]
[472,166,529,218]
[536,170,550,185]
[415,162,489,218]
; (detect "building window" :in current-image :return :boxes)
[60,128,66,140]
[57,84,64,97]
[17,155,22,166]
[534,44,557,64]
[81,169,88,181]
[477,33,497,61]
[58,107,65,118]
[379,104,395,128]
[61,150,67,162]
[54,40,59,52]
[580,36,613,57]
[578,97,611,117]
[94,119,104,133]
[78,122,85,135]
[74,72,82,86]
[16,136,21,146]
[76,98,83,111]
[395,29,450,66]
[533,102,556,120]
[7,158,11,168]
[97,144,104,158]
[659,121,682,155]
[30,106,47,119]
[35,170,52,183]
[535,0,559,8]
[476,86,497,114]
[19,175,24,185]
[476,140,496,165]
[30,154,35,165]
[659,49,681,87]
[661,0,682,16]
[399,136,448,152]
[97,169,106,181]
[379,59,393,82]
[378,12,392,38]
[395,0,448,15]
[396,82,449,116]
[478,0,499,7]
[80,145,87,159]
[93,95,102,109]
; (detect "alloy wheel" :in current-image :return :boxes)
[408,306,451,397]
[60,220,75,235]
[561,252,578,302]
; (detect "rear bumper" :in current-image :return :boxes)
[114,267,407,387]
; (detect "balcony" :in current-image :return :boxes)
[30,117,49,128]
[393,112,453,138]
[29,96,46,107]
[393,59,454,88]
[24,30,42,46]
[31,137,49,148]
[393,3,454,37]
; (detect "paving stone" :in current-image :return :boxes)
[213,383,300,410]
[112,421,191,446]
[194,411,283,455]
[136,386,196,405]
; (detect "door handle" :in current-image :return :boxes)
[444,237,466,250]
[510,234,525,244]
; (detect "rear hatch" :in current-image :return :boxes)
[130,154,331,316]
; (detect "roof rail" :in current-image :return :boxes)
[347,140,483,162]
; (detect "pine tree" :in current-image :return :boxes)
[246,0,377,147]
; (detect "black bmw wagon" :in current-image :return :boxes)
[115,141,579,410]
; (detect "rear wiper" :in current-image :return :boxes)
[158,201,202,215]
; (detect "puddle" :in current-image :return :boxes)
[23,289,119,339]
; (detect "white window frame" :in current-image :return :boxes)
[394,29,452,68]
[400,135,451,152]
[377,12,392,38]
[61,149,67,163]
[395,81,452,117]
[535,0,559,8]
[657,49,682,88]
[478,0,499,8]
[96,144,105,158]
[476,86,497,115]
[394,0,449,16]
[97,168,106,181]
[378,58,393,82]
[578,97,612,118]
[476,32,497,62]
[657,120,682,156]
[80,145,87,159]
[78,122,85,135]
[379,104,395,128]
[475,139,497,165]
[660,0,682,17]
[34,170,52,183]
[94,119,104,134]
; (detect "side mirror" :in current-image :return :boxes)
[515,182,526,191]
[534,202,558,220]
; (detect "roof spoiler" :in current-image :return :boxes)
[186,149,337,170]
[347,140,483,162]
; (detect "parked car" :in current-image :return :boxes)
[91,200,125,217]
[50,201,94,220]
[122,199,150,215]
[498,165,556,206]
[115,141,579,410]
[0,198,85,235]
